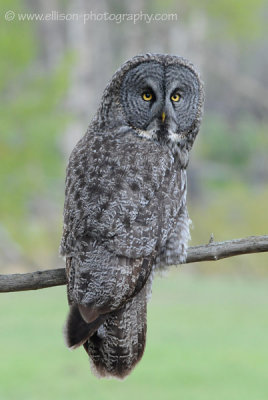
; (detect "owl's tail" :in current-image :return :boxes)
[84,282,150,379]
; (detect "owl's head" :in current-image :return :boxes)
[94,54,204,151]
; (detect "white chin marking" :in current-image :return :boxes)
[167,131,180,143]
[136,129,156,140]
[137,128,181,145]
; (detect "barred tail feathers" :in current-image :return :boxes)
[84,283,149,379]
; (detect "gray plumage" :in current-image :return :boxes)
[60,53,204,379]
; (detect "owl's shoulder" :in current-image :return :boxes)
[62,127,184,258]
[67,127,175,178]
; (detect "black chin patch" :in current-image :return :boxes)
[155,122,169,143]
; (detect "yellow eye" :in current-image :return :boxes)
[171,93,180,102]
[142,92,153,101]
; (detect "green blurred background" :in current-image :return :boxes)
[0,0,267,398]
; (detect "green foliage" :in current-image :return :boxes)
[153,0,267,41]
[197,0,267,40]
[0,0,35,88]
[189,185,268,275]
[199,115,265,168]
[1,274,268,399]
[0,0,70,262]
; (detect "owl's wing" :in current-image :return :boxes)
[64,238,154,325]
[61,129,184,259]
[61,129,184,347]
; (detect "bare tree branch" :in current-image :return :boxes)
[0,268,67,293]
[0,235,267,293]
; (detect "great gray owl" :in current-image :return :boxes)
[60,53,204,379]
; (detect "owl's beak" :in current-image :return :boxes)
[161,112,166,123]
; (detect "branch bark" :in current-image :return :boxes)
[0,235,267,293]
